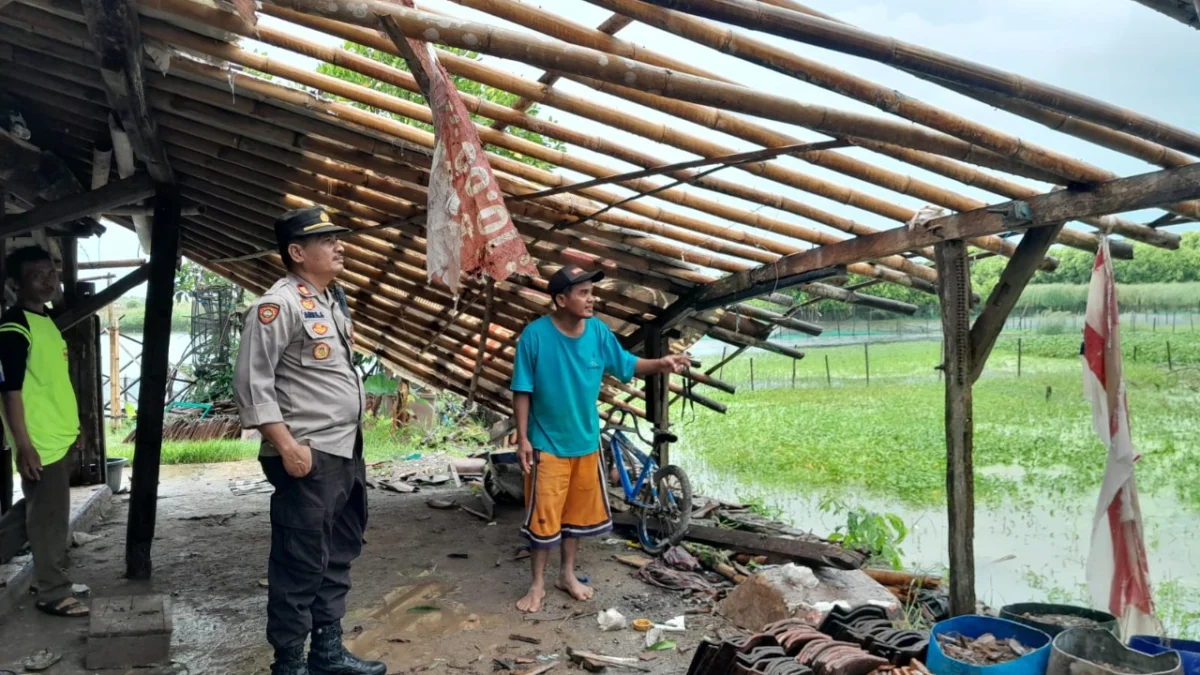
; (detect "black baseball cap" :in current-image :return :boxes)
[274,207,350,245]
[547,265,604,297]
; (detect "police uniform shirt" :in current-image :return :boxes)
[234,273,364,458]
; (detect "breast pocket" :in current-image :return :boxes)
[300,321,338,368]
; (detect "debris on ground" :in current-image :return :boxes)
[568,649,651,672]
[509,634,542,645]
[22,648,61,672]
[1020,612,1100,628]
[616,554,654,570]
[426,499,457,510]
[597,609,627,632]
[71,531,102,547]
[936,633,1031,665]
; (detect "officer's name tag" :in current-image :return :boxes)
[303,311,326,319]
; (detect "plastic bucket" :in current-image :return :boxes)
[1000,603,1118,637]
[1130,637,1200,675]
[927,615,1052,675]
[106,457,127,493]
[1048,628,1181,675]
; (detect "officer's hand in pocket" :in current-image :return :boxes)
[283,443,314,478]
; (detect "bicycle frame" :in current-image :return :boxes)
[606,429,660,510]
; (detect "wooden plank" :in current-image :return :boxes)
[54,264,150,331]
[612,512,865,569]
[79,258,147,270]
[1,175,155,238]
[126,185,181,580]
[967,222,1064,383]
[80,0,173,183]
[697,163,1200,308]
[935,239,975,617]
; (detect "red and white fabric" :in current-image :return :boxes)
[1082,236,1157,637]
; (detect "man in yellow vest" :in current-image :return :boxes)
[0,246,86,617]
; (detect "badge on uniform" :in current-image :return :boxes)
[303,311,325,319]
[301,298,317,310]
[313,323,329,336]
[259,304,280,325]
[297,282,315,298]
[312,343,331,361]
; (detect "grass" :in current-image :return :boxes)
[675,337,1200,510]
[1017,282,1200,313]
[106,410,491,465]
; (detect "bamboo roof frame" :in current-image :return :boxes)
[0,0,1196,420]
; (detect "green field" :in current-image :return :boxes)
[677,335,1200,508]
[105,411,488,465]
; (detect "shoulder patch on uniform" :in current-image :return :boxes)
[300,298,317,311]
[312,343,331,361]
[297,282,315,298]
[258,304,281,325]
[313,322,329,336]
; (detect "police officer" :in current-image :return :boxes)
[234,207,384,675]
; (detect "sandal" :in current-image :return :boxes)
[35,596,89,617]
[22,649,61,672]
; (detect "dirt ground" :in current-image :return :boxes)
[0,461,733,674]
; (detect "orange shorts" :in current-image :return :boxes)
[521,450,612,549]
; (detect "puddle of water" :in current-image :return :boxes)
[680,455,1200,631]
[346,582,486,664]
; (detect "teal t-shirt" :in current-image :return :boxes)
[511,316,639,458]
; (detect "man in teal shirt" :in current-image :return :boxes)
[511,266,688,613]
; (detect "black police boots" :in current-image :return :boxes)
[309,622,387,675]
[271,645,309,675]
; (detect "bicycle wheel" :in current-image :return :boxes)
[638,465,693,555]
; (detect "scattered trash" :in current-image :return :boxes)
[415,474,452,486]
[536,655,559,662]
[597,608,627,632]
[1020,612,1100,628]
[601,538,626,546]
[22,649,61,672]
[515,657,536,665]
[459,504,493,522]
[403,453,422,461]
[656,616,686,632]
[936,632,1031,666]
[427,499,457,510]
[568,649,650,672]
[72,583,90,596]
[257,579,269,589]
[509,634,542,645]
[782,563,820,589]
[379,480,418,494]
[632,618,652,632]
[448,553,470,559]
[228,478,273,496]
[514,664,557,675]
[71,531,101,547]
[387,638,411,643]
[576,575,589,584]
[663,546,700,572]
[646,640,676,652]
[636,560,723,597]
[407,605,441,613]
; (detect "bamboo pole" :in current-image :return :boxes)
[641,0,1200,159]
[571,0,1172,250]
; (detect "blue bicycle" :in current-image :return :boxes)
[601,410,693,554]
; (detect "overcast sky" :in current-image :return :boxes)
[83,0,1200,297]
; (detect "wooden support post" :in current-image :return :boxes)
[791,358,796,388]
[0,201,9,515]
[126,185,181,580]
[644,324,670,466]
[935,239,976,617]
[109,302,121,427]
[864,343,870,385]
[60,236,78,307]
[1017,338,1022,377]
[825,354,831,386]
[64,294,105,487]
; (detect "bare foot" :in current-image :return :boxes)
[556,576,595,602]
[517,584,546,613]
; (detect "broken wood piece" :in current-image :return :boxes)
[864,568,942,589]
[509,634,542,645]
[616,554,655,570]
[379,480,417,494]
[568,649,650,672]
[514,665,557,675]
[459,504,494,522]
[693,500,720,519]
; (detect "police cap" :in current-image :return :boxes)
[274,207,350,245]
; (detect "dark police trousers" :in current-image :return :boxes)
[261,432,367,649]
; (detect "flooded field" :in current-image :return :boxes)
[671,337,1200,636]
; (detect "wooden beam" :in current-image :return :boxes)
[0,202,9,515]
[80,0,173,183]
[698,163,1200,308]
[1,174,155,238]
[510,140,847,202]
[54,264,150,331]
[935,239,975,617]
[612,512,865,569]
[645,323,670,466]
[967,222,1065,383]
[79,258,147,270]
[126,184,181,580]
